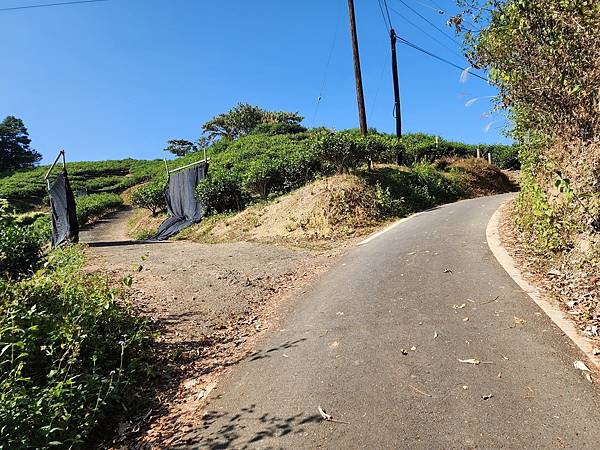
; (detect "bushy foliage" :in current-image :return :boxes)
[362,163,466,213]
[197,134,321,212]
[311,129,364,173]
[0,246,153,449]
[251,122,307,136]
[0,200,47,279]
[196,171,251,214]
[202,103,304,141]
[456,0,600,250]
[131,181,166,216]
[164,139,196,157]
[0,159,164,210]
[76,193,123,225]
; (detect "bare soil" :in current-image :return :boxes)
[80,208,345,448]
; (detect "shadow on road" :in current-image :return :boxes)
[174,404,322,449]
[86,239,169,248]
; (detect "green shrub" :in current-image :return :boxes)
[251,122,307,136]
[197,134,320,213]
[131,181,166,216]
[0,201,46,279]
[374,182,406,217]
[0,246,153,449]
[311,129,364,173]
[196,171,250,214]
[76,193,124,225]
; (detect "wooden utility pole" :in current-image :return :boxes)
[347,0,368,136]
[390,28,403,164]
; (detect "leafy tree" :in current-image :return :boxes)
[164,139,196,157]
[131,181,166,216]
[0,116,41,171]
[454,0,600,245]
[202,103,304,141]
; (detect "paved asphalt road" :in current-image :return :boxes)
[182,194,600,449]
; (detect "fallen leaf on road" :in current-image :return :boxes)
[513,316,527,325]
[410,346,416,351]
[459,358,481,365]
[584,372,593,383]
[573,360,591,372]
[444,268,453,273]
[593,348,600,356]
[462,385,469,390]
[463,317,469,322]
[481,394,494,400]
[408,384,432,397]
[433,331,438,339]
[318,406,331,421]
[317,406,349,424]
[453,303,466,310]
[400,348,408,355]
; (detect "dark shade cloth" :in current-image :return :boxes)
[49,169,79,247]
[152,162,208,240]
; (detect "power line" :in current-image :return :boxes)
[396,35,488,82]
[411,0,445,15]
[312,13,342,125]
[0,0,107,12]
[388,5,463,59]
[377,0,391,31]
[382,0,392,29]
[393,0,459,45]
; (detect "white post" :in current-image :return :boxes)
[476,148,481,159]
[488,152,492,164]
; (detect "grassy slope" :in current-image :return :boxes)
[174,158,517,248]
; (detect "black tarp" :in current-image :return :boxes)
[152,162,208,240]
[49,169,79,247]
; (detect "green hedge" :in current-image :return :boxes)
[0,246,153,449]
[0,159,165,209]
[76,193,124,225]
[0,200,48,280]
[197,134,322,213]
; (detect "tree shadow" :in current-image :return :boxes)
[171,405,322,449]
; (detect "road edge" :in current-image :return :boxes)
[486,200,600,371]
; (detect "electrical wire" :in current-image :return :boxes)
[382,0,392,29]
[393,0,459,45]
[0,0,107,12]
[396,35,488,82]
[411,0,445,14]
[312,12,342,125]
[388,5,463,59]
[377,0,391,32]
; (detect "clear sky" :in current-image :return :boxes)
[0,0,507,164]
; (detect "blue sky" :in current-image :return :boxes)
[0,0,507,163]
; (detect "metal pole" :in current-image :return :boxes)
[163,159,169,179]
[347,0,368,136]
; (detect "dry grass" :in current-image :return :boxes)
[181,174,380,247]
[444,158,518,196]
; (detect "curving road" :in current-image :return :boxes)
[181,194,600,449]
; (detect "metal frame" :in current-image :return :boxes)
[164,148,208,177]
[44,149,66,190]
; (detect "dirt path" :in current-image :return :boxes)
[80,208,340,447]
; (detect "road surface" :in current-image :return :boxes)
[180,194,600,449]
